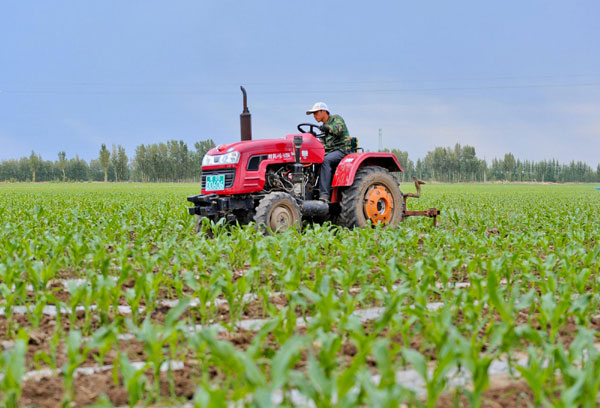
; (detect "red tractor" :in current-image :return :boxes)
[187,87,439,232]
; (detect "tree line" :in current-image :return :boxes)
[0,140,216,183]
[382,144,600,183]
[1,140,599,183]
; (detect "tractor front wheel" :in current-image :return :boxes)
[254,192,301,233]
[340,166,403,228]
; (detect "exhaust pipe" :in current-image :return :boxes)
[240,86,252,141]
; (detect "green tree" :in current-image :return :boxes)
[479,159,488,182]
[415,158,428,180]
[111,144,119,182]
[57,151,67,181]
[88,159,105,181]
[133,145,148,182]
[66,155,89,181]
[392,149,413,182]
[99,144,110,182]
[194,139,216,161]
[29,151,41,182]
[116,145,129,181]
[459,145,478,181]
[431,147,448,181]
[167,140,190,181]
[502,153,516,181]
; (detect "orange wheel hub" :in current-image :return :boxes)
[364,185,394,225]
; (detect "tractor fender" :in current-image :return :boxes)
[332,152,403,187]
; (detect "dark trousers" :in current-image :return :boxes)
[318,149,347,199]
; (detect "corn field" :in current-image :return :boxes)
[1,182,600,407]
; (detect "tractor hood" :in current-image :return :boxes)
[205,134,325,159]
[208,137,294,156]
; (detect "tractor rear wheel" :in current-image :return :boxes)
[254,192,301,233]
[340,166,403,228]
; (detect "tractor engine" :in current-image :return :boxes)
[264,163,316,200]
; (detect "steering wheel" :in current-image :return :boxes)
[297,123,324,137]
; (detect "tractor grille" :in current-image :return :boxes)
[201,168,236,190]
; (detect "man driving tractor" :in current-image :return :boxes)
[187,88,439,231]
[305,102,352,202]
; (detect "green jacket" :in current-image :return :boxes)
[322,114,351,153]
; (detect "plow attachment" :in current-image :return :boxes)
[402,177,440,226]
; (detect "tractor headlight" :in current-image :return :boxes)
[202,151,240,166]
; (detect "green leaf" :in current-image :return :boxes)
[402,348,427,381]
[270,336,305,389]
[165,297,191,328]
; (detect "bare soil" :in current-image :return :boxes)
[19,365,539,408]
[436,379,535,407]
[20,364,197,408]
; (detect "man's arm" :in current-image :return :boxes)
[327,116,346,137]
[320,115,346,137]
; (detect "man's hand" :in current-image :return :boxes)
[319,124,331,133]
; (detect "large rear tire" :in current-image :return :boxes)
[254,192,301,233]
[339,166,403,228]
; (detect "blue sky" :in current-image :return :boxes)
[1,1,599,166]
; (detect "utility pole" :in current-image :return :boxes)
[378,128,382,151]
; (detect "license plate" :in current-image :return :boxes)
[205,174,226,191]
